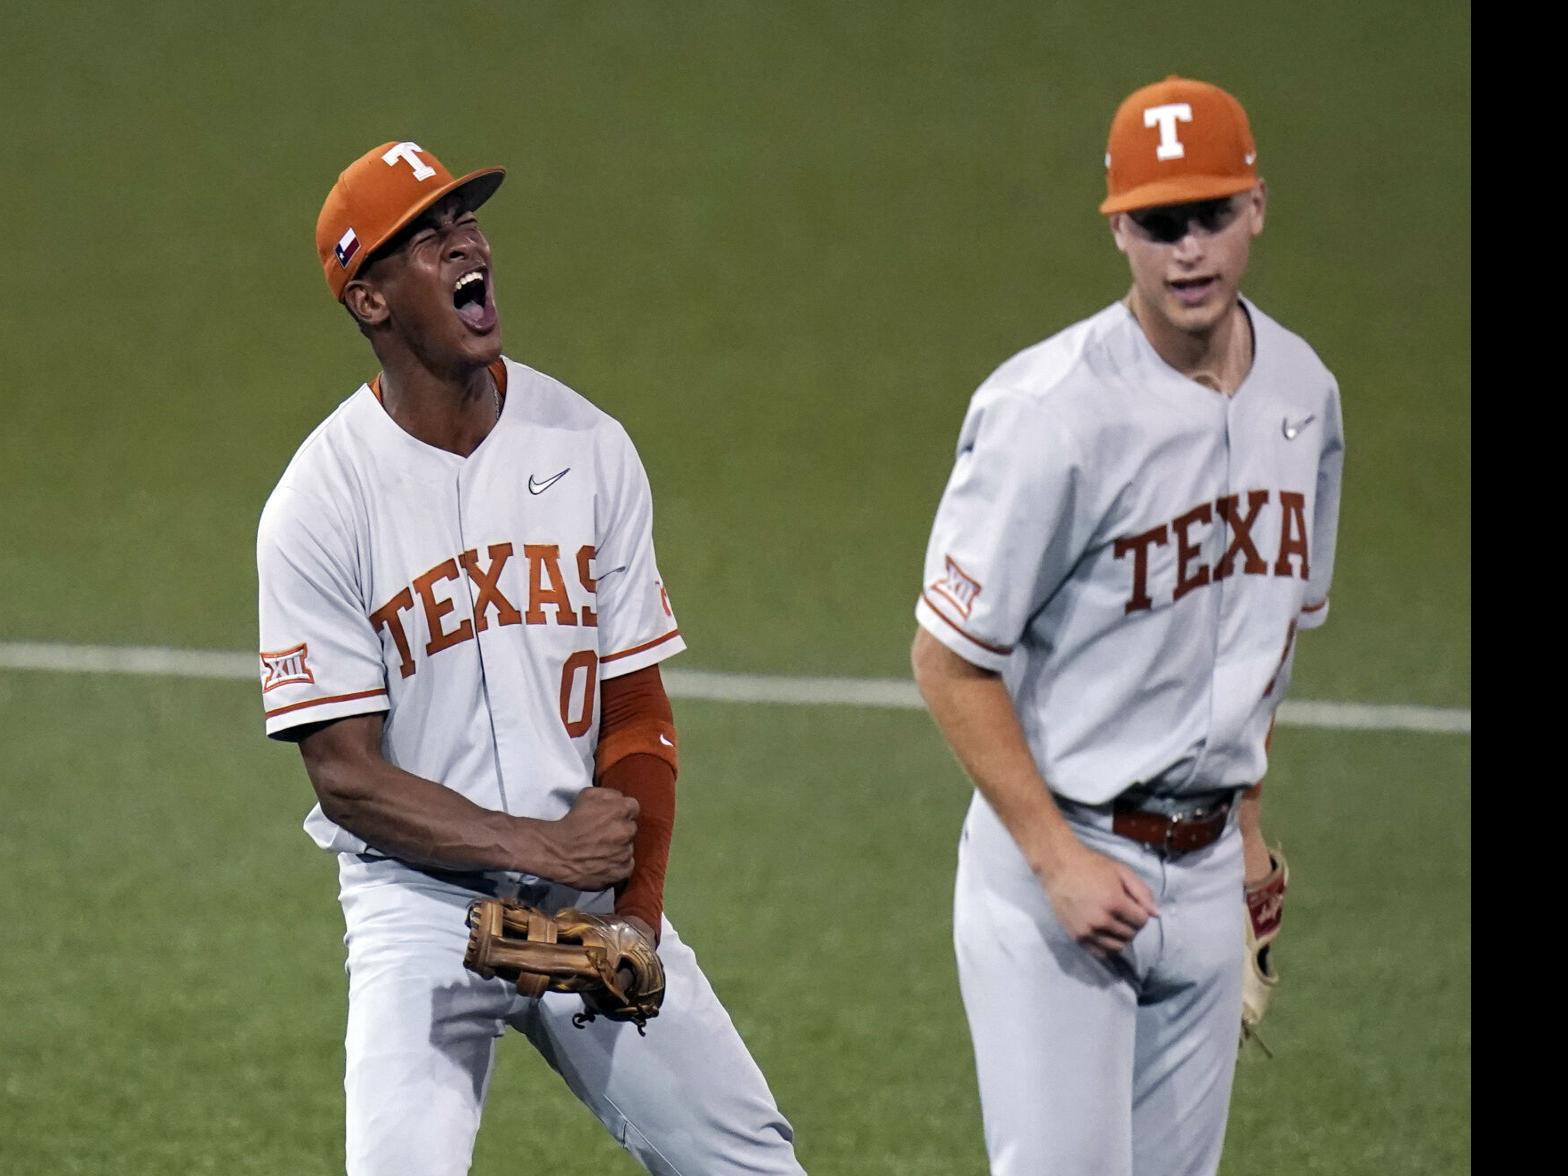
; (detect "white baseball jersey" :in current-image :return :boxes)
[256,357,684,852]
[916,297,1343,804]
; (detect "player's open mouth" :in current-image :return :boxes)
[1169,276,1218,307]
[453,267,497,333]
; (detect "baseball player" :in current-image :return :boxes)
[910,77,1343,1176]
[257,141,806,1176]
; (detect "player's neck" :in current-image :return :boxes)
[1127,292,1253,396]
[375,354,499,458]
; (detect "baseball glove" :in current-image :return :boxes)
[1240,848,1288,1057]
[463,898,665,1034]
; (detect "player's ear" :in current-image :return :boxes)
[1246,182,1268,237]
[1108,213,1131,256]
[343,279,389,330]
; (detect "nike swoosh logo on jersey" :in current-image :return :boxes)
[658,734,674,747]
[1281,415,1315,441]
[528,468,571,494]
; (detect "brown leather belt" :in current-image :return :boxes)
[1110,798,1233,856]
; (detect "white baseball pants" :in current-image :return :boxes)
[953,794,1246,1176]
[337,854,805,1176]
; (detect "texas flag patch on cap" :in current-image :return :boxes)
[334,227,360,268]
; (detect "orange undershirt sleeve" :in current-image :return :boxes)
[596,665,678,940]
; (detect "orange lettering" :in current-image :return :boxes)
[1274,492,1310,579]
[370,587,417,679]
[1214,490,1271,579]
[576,544,598,627]
[1113,524,1168,614]
[1171,502,1213,602]
[461,543,522,632]
[559,650,597,737]
[414,558,474,655]
[523,544,578,627]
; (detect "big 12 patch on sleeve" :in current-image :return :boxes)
[928,556,983,619]
[260,643,315,692]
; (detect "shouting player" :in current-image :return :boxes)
[257,142,806,1176]
[911,78,1343,1175]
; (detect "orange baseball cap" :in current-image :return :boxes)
[1099,77,1258,215]
[316,141,506,301]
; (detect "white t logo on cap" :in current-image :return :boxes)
[382,141,436,181]
[1144,103,1194,161]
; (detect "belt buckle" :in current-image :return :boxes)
[1161,802,1220,856]
[1160,809,1190,856]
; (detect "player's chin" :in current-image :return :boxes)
[1165,287,1232,331]
[449,311,503,364]
[465,330,504,366]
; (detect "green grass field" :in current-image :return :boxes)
[1,2,1468,1173]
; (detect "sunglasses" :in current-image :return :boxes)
[1126,198,1240,244]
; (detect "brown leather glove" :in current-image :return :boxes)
[463,899,666,1034]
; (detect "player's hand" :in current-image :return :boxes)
[1037,838,1160,959]
[543,787,640,891]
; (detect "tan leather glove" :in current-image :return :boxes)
[464,898,666,1034]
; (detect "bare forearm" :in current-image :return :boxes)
[1240,781,1273,883]
[912,628,1160,953]
[312,754,552,872]
[1239,719,1280,882]
[912,630,1078,876]
[296,713,636,889]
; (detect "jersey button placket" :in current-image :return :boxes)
[1213,394,1262,767]
[455,466,511,815]
[1183,397,1230,791]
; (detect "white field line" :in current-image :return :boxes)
[0,642,1471,736]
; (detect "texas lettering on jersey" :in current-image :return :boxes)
[370,541,600,679]
[1113,487,1311,613]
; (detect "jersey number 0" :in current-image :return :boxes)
[559,650,597,737]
